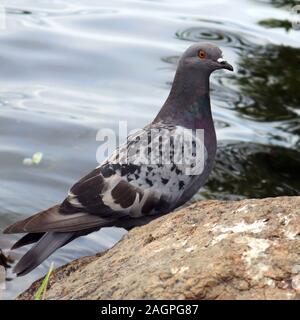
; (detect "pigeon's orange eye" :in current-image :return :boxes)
[198,50,206,59]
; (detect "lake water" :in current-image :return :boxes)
[0,0,299,299]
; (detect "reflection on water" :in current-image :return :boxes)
[257,0,299,32]
[0,0,299,299]
[232,43,300,149]
[258,19,293,31]
[234,44,300,121]
[205,142,300,199]
[258,0,299,7]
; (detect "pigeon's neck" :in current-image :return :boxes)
[153,66,213,130]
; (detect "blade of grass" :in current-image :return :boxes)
[34,262,54,300]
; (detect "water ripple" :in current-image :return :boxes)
[175,26,255,49]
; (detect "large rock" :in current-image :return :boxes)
[18,196,300,300]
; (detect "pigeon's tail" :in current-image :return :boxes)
[13,231,74,276]
[4,204,113,276]
[11,226,102,277]
[11,232,45,250]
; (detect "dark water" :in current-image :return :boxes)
[0,0,299,299]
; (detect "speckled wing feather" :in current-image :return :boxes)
[61,122,206,221]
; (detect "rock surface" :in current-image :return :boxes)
[18,196,300,300]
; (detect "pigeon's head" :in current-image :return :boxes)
[179,43,233,74]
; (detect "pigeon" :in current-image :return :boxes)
[4,43,233,276]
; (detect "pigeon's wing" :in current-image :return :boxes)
[62,164,172,218]
[62,123,206,219]
[61,130,171,218]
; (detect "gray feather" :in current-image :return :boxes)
[4,205,113,234]
[13,232,74,276]
[11,232,44,250]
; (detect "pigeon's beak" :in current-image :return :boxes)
[217,58,234,71]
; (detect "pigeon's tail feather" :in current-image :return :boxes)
[3,204,110,234]
[13,231,74,276]
[11,232,45,250]
[13,226,101,276]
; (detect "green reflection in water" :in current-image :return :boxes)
[257,0,299,7]
[257,0,300,30]
[233,44,300,122]
[205,142,300,199]
[258,19,293,31]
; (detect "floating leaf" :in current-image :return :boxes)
[32,152,43,165]
[23,152,43,166]
[23,158,33,166]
